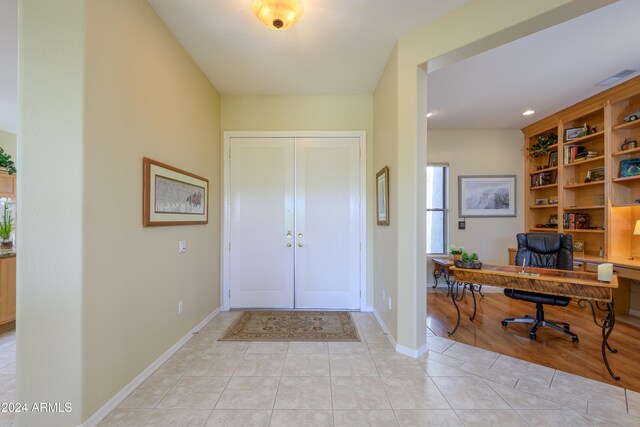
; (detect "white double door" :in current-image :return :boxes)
[229,136,361,309]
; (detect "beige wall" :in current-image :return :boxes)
[426,129,525,282]
[17,0,85,425]
[0,130,16,162]
[221,95,375,307]
[372,47,398,337]
[18,0,221,424]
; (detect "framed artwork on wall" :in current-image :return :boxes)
[143,157,209,226]
[458,175,517,218]
[376,166,389,225]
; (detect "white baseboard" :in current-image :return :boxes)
[629,308,640,317]
[371,308,429,358]
[362,306,374,313]
[81,307,222,427]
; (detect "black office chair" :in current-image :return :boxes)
[501,233,579,343]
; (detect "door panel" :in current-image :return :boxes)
[229,137,295,308]
[295,137,361,309]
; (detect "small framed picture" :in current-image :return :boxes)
[573,239,585,257]
[586,166,605,182]
[535,198,547,206]
[548,151,558,168]
[376,166,390,225]
[621,158,640,178]
[564,127,586,142]
[549,214,558,225]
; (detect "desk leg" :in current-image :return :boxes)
[433,267,441,289]
[448,282,461,336]
[578,299,620,381]
[468,284,483,321]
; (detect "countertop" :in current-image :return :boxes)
[0,247,15,258]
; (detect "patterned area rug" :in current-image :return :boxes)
[218,311,360,342]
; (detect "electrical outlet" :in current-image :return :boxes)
[179,240,187,253]
[178,301,183,314]
[388,297,392,310]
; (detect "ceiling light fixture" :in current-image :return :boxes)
[252,0,304,30]
[522,110,535,116]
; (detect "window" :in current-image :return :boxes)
[426,164,448,254]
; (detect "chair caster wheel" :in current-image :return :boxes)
[572,336,579,343]
[529,333,537,340]
[501,321,508,327]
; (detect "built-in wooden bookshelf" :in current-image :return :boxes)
[523,76,640,258]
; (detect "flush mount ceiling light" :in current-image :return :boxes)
[522,110,535,116]
[252,0,304,30]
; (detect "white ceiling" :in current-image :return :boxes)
[0,0,637,134]
[148,0,472,95]
[427,0,640,129]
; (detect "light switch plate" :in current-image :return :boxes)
[179,240,187,252]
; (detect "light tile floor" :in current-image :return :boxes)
[1,313,639,426]
[0,327,16,427]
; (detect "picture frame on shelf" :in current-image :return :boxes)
[573,239,585,257]
[620,158,640,178]
[143,157,209,227]
[376,166,390,225]
[564,127,586,142]
[535,198,548,206]
[586,166,605,182]
[459,175,516,217]
[548,195,558,205]
[548,151,558,168]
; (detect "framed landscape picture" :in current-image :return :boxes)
[143,157,209,226]
[459,175,516,218]
[376,166,389,225]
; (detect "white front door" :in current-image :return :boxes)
[294,138,361,309]
[229,137,295,308]
[228,135,361,309]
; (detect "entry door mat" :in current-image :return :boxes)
[218,311,360,342]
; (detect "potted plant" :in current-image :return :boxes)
[0,203,13,247]
[0,148,16,175]
[447,243,464,261]
[528,133,557,157]
[454,251,482,269]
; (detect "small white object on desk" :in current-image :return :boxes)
[597,263,613,282]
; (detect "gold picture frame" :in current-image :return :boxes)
[143,157,209,227]
[573,239,585,257]
[376,166,389,226]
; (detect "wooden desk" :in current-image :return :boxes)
[432,258,454,293]
[449,264,620,380]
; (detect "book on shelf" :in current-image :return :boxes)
[563,145,586,164]
[562,212,590,229]
[530,170,556,187]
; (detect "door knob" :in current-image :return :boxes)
[286,231,292,238]
[298,243,304,247]
[287,243,292,247]
[298,233,303,238]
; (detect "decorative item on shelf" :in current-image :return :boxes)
[0,148,16,175]
[564,126,588,142]
[599,247,604,257]
[620,139,637,151]
[590,126,599,134]
[623,110,640,123]
[586,151,598,158]
[531,171,555,187]
[528,133,557,157]
[548,196,558,205]
[0,200,14,247]
[535,198,548,206]
[549,214,558,226]
[447,244,464,261]
[620,158,640,178]
[548,151,558,168]
[454,251,482,269]
[567,177,576,186]
[573,240,585,257]
[585,166,605,183]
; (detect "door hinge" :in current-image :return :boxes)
[228,289,231,298]
[229,242,231,251]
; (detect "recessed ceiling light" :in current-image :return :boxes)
[426,112,434,118]
[522,110,535,116]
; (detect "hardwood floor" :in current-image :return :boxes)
[427,288,640,392]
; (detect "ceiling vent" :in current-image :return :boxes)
[595,69,637,87]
